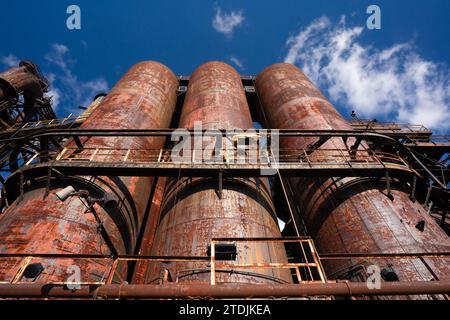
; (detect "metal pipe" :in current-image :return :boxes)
[0,281,448,299]
[132,177,168,284]
[0,128,430,141]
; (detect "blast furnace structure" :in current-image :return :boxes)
[0,60,448,299]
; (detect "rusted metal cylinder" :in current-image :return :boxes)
[0,61,178,284]
[0,61,46,104]
[148,62,292,284]
[255,63,450,293]
[0,61,48,125]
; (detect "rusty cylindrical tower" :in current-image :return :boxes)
[0,61,50,127]
[147,62,292,284]
[0,61,178,284]
[255,63,450,291]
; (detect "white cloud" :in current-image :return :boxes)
[1,54,20,68]
[45,44,69,69]
[45,73,62,111]
[1,45,107,116]
[284,17,450,131]
[285,16,331,65]
[229,56,244,69]
[212,8,244,36]
[45,43,109,114]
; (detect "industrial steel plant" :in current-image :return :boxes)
[0,60,448,300]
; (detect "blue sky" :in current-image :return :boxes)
[0,0,449,131]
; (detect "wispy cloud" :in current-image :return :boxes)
[1,54,20,68]
[284,16,450,131]
[45,43,108,114]
[229,56,244,70]
[212,8,244,37]
[45,73,62,110]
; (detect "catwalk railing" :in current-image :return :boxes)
[0,124,448,185]
[0,129,448,239]
[1,129,448,212]
[349,119,431,135]
[0,237,449,298]
[18,145,413,177]
[0,130,442,172]
[0,238,326,286]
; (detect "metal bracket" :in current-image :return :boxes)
[216,171,223,199]
[424,183,433,208]
[73,136,83,149]
[385,170,393,200]
[49,136,62,150]
[426,202,434,215]
[44,167,51,199]
[350,137,363,159]
[305,136,330,154]
[410,175,417,202]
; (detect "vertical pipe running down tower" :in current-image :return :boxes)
[147,62,292,284]
[132,177,168,284]
[0,61,178,283]
[255,63,450,290]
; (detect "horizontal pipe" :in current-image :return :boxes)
[319,252,450,259]
[1,128,404,141]
[0,253,209,260]
[0,281,448,299]
[1,251,449,260]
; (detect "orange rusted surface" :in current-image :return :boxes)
[0,61,46,104]
[148,62,292,284]
[0,61,49,126]
[132,177,167,284]
[256,63,450,293]
[0,61,178,284]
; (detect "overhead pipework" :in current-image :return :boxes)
[0,61,178,284]
[255,63,450,298]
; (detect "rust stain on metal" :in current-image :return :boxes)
[133,177,167,284]
[0,61,47,104]
[148,62,292,284]
[0,61,178,284]
[255,63,450,293]
[0,61,49,126]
